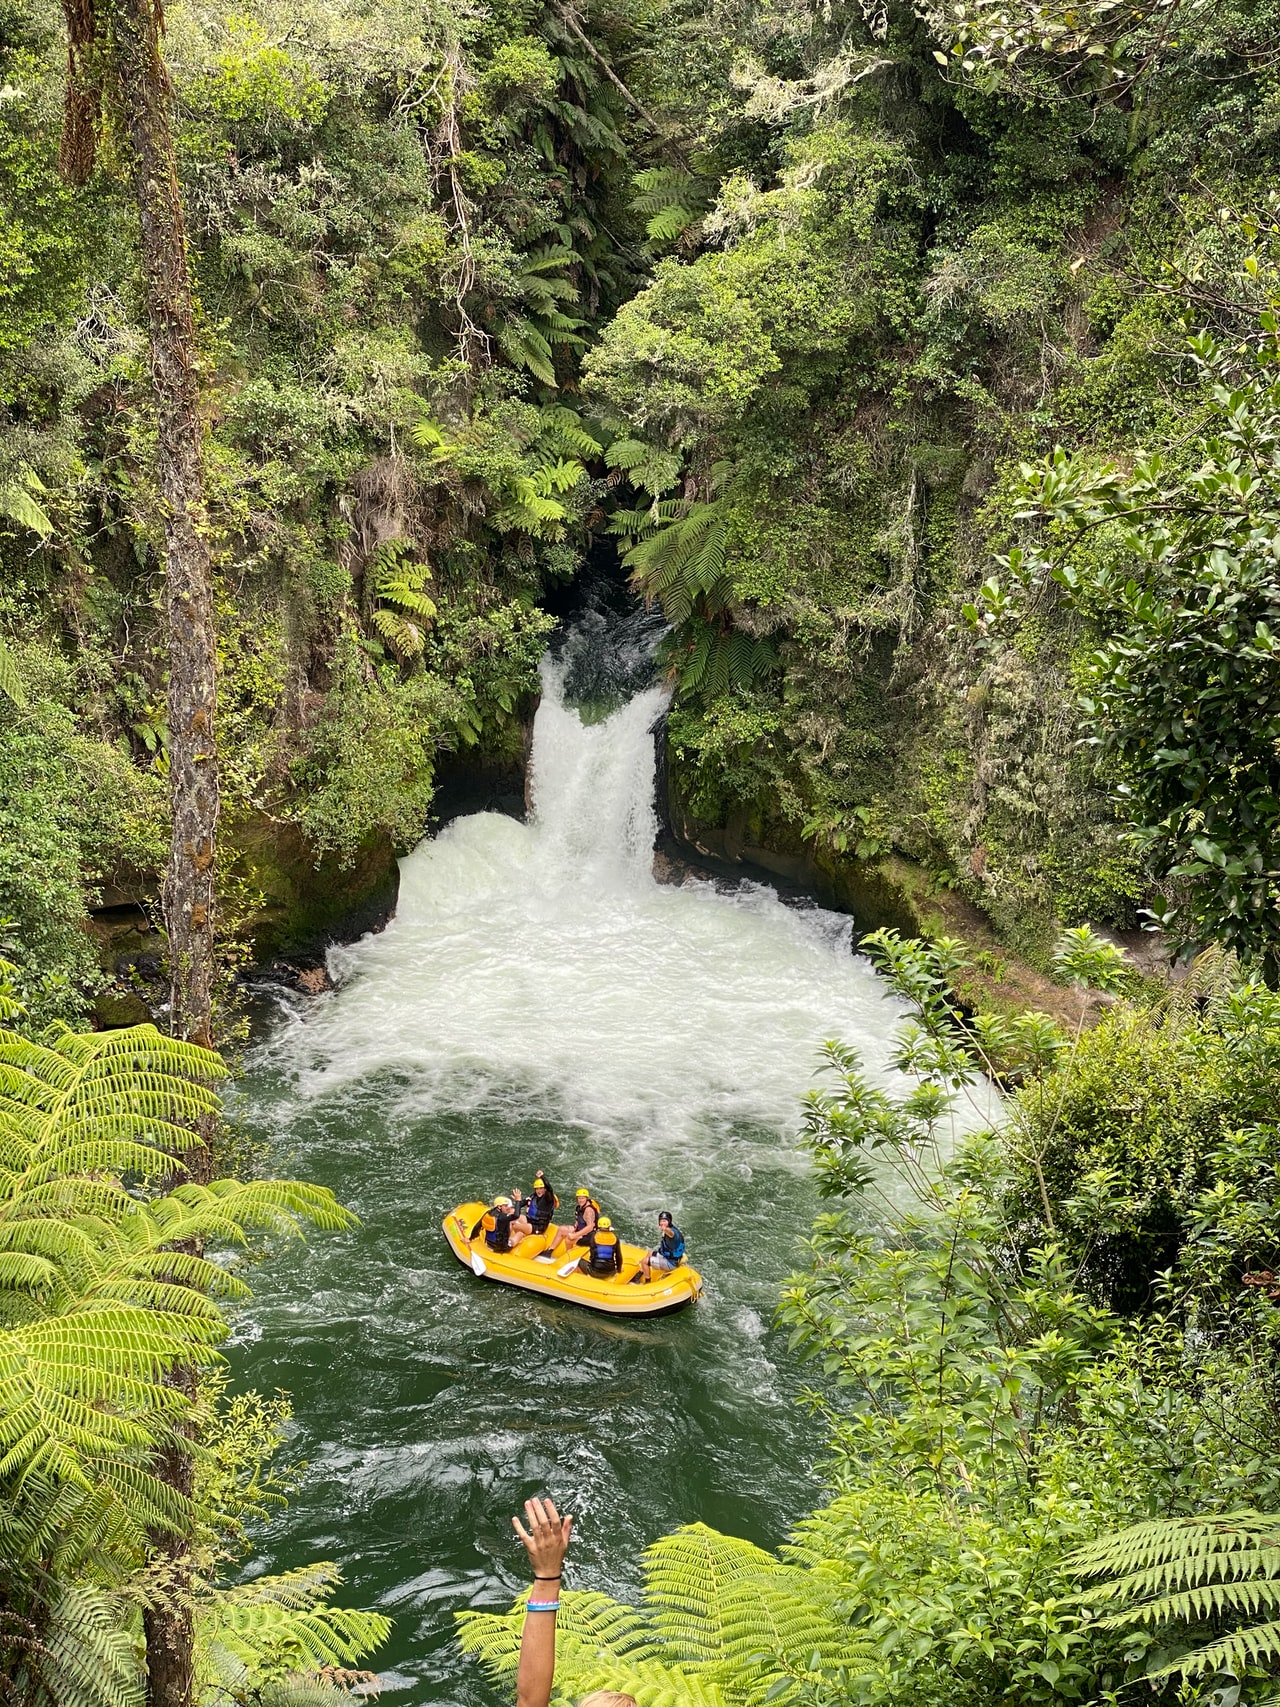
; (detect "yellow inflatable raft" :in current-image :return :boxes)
[444,1201,703,1317]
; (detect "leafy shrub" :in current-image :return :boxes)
[1010,986,1280,1311]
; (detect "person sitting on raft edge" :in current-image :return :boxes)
[471,1195,517,1253]
[511,1174,559,1243]
[635,1211,685,1283]
[578,1214,623,1278]
[512,1495,637,1707]
[546,1187,599,1257]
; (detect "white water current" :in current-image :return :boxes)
[264,655,901,1173]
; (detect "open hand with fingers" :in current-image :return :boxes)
[513,1496,573,1583]
[512,1498,573,1707]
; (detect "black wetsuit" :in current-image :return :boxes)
[523,1185,557,1234]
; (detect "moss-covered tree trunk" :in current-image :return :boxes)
[110,4,218,1704]
[112,0,219,1064]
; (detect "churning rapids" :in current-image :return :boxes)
[231,614,904,1704]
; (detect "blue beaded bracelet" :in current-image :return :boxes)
[526,1601,560,1613]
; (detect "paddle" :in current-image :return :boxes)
[455,1214,488,1277]
[557,1258,581,1278]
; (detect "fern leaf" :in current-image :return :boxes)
[370,608,425,660]
[538,405,603,458]
[0,638,27,708]
[498,318,558,386]
[1072,1512,1280,1681]
[0,470,53,538]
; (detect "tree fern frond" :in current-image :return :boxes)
[497,318,558,386]
[623,498,733,626]
[538,405,603,459]
[0,637,28,708]
[1073,1514,1280,1581]
[1095,1579,1280,1628]
[1154,1616,1280,1679]
[517,245,578,277]
[199,1563,391,1694]
[8,1580,144,1707]
[366,543,435,661]
[457,1590,660,1689]
[555,1645,731,1707]
[459,1524,874,1707]
[642,1525,776,1662]
[0,1250,59,1292]
[370,608,426,661]
[630,167,713,246]
[531,458,586,497]
[165,1178,357,1236]
[1072,1512,1280,1681]
[214,1564,346,1610]
[0,468,54,538]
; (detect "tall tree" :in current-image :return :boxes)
[59,3,220,1703]
[61,0,219,1059]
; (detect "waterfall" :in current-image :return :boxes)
[524,658,667,889]
[259,646,900,1165]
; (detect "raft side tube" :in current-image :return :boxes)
[444,1201,702,1317]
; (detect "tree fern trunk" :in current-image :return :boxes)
[111,4,218,1702]
[141,1433,197,1707]
[113,0,220,1068]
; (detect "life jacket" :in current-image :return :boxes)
[526,1187,558,1232]
[585,1228,620,1273]
[658,1225,685,1265]
[573,1196,601,1232]
[474,1208,512,1252]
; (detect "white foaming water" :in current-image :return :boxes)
[259,655,901,1162]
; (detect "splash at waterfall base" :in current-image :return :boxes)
[444,1203,703,1316]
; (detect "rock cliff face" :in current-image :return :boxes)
[227,814,401,967]
[661,763,1110,1029]
[87,815,402,1025]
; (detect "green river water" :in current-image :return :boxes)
[230,614,901,1704]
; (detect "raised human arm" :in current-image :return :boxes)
[513,1497,573,1707]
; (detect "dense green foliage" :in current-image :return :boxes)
[0,0,658,1012]
[461,928,1280,1705]
[1015,318,1280,973]
[0,960,386,1704]
[9,0,1280,1002]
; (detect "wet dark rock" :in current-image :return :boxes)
[225,812,400,965]
[92,989,153,1029]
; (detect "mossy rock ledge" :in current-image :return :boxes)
[227,813,401,967]
[665,792,1092,1030]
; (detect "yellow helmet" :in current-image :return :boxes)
[575,1187,589,1198]
[494,1195,513,1208]
[533,1176,546,1188]
[598,1216,612,1230]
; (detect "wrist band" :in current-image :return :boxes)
[526,1601,560,1613]
[534,1574,562,1581]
